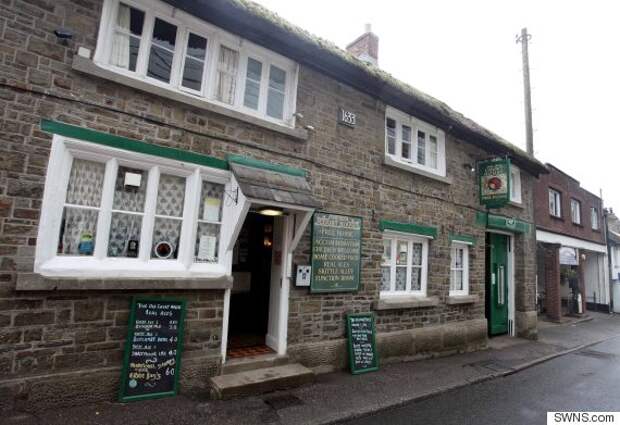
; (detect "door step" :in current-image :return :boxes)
[222,353,289,375]
[209,363,315,400]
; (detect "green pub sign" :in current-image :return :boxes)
[310,212,362,293]
[478,157,511,208]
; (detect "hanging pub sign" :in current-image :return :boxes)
[310,212,362,293]
[478,157,511,208]
[119,298,186,402]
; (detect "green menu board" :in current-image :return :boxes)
[310,212,362,293]
[346,313,379,374]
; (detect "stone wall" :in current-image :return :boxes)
[0,0,538,410]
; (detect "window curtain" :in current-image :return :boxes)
[216,46,239,104]
[110,4,131,69]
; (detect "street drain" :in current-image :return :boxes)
[263,394,304,410]
[573,349,617,360]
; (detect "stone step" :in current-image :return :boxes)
[222,354,289,375]
[209,363,315,400]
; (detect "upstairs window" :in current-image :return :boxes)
[570,199,581,225]
[510,166,522,204]
[96,0,298,127]
[591,207,600,230]
[384,107,446,178]
[549,188,562,218]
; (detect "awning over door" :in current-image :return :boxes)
[227,154,322,209]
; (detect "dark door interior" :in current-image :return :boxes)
[228,212,274,350]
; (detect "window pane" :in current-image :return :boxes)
[381,266,391,291]
[386,118,396,155]
[429,135,438,169]
[216,46,239,104]
[57,207,98,256]
[402,125,411,159]
[182,57,204,91]
[117,3,144,36]
[417,130,426,165]
[156,174,186,217]
[453,247,463,268]
[107,212,142,258]
[151,217,182,259]
[151,18,176,50]
[382,239,392,264]
[65,159,105,207]
[113,167,148,212]
[198,181,224,222]
[452,270,463,291]
[412,243,422,266]
[147,45,174,83]
[186,33,206,60]
[111,32,140,71]
[195,222,219,263]
[267,65,286,119]
[411,267,421,291]
[395,267,406,291]
[243,58,262,110]
[396,241,409,265]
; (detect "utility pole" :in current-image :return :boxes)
[516,28,534,156]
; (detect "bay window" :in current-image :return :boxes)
[36,135,231,278]
[95,0,298,127]
[384,106,446,178]
[380,233,429,297]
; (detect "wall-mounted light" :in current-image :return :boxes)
[257,207,284,217]
[463,163,476,173]
[305,125,315,131]
[54,28,73,45]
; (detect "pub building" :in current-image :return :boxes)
[0,0,547,408]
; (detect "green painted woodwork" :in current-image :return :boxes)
[378,220,437,239]
[226,154,307,177]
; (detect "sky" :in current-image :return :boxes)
[254,0,620,212]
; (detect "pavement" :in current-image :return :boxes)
[5,312,620,425]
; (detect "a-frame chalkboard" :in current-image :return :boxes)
[119,297,186,402]
[346,313,379,374]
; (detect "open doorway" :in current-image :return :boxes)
[228,212,275,359]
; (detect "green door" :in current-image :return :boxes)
[488,233,509,335]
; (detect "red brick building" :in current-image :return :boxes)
[534,164,609,320]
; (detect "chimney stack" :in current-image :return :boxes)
[346,23,379,66]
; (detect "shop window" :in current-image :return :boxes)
[384,106,446,178]
[570,199,581,225]
[449,243,469,296]
[37,135,230,278]
[380,233,428,297]
[549,188,562,218]
[95,0,298,127]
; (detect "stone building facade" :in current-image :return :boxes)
[0,0,545,410]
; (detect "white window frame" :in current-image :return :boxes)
[510,166,522,204]
[384,106,447,178]
[591,207,600,230]
[570,198,581,225]
[449,242,470,296]
[549,188,562,218]
[93,0,298,128]
[35,135,235,279]
[380,231,429,298]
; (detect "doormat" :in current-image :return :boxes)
[227,345,274,359]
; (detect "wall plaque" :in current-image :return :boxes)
[310,212,362,293]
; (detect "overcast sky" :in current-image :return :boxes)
[254,0,620,212]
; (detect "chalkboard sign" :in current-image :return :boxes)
[119,298,186,402]
[346,313,379,374]
[310,212,362,293]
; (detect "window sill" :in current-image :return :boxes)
[72,55,308,142]
[383,155,451,184]
[16,272,232,291]
[373,295,439,310]
[508,200,524,209]
[446,294,478,305]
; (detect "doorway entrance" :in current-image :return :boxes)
[486,233,510,336]
[228,212,275,358]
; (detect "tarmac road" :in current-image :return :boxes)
[342,336,620,425]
